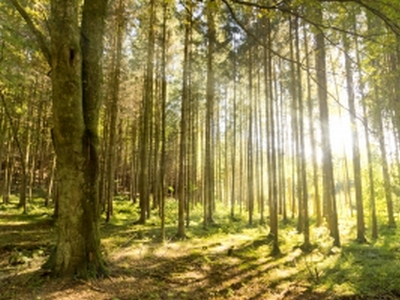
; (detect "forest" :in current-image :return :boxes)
[1,0,400,299]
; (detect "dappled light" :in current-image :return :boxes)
[2,199,400,299]
[2,0,400,298]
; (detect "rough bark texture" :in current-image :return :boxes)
[45,0,107,278]
[80,0,108,277]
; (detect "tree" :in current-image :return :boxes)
[264,16,280,255]
[247,46,254,226]
[137,0,156,224]
[343,26,366,242]
[160,0,169,242]
[177,0,191,238]
[294,16,310,249]
[313,4,340,247]
[303,21,322,227]
[105,0,125,223]
[10,0,108,277]
[204,0,216,227]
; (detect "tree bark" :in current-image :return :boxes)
[43,0,108,277]
[137,0,155,224]
[264,17,280,255]
[247,47,254,226]
[343,30,366,242]
[204,0,216,227]
[106,0,124,223]
[177,0,191,238]
[304,23,322,227]
[314,6,340,247]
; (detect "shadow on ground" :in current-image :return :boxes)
[2,204,400,300]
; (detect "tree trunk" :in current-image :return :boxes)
[137,0,155,224]
[45,155,56,207]
[231,37,237,219]
[247,47,254,226]
[177,0,191,238]
[106,0,124,223]
[343,30,366,242]
[204,0,215,227]
[304,23,322,227]
[314,6,340,247]
[294,17,310,249]
[43,0,107,277]
[376,108,396,227]
[264,17,280,255]
[289,16,302,233]
[160,0,168,242]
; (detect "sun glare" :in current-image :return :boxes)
[329,115,353,157]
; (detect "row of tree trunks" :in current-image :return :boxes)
[8,0,400,280]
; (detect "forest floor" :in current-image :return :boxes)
[1,197,400,300]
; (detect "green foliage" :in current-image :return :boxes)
[3,195,400,298]
[317,238,400,296]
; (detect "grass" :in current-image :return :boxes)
[1,197,400,299]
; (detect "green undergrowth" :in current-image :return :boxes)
[2,197,400,299]
[99,198,400,298]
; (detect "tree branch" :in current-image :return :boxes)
[8,0,51,65]
[229,0,395,39]
[221,0,289,61]
[221,0,375,133]
[320,0,400,36]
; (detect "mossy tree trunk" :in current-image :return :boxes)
[10,0,108,277]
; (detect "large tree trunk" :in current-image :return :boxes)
[44,0,107,278]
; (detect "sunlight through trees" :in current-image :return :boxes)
[1,0,400,284]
